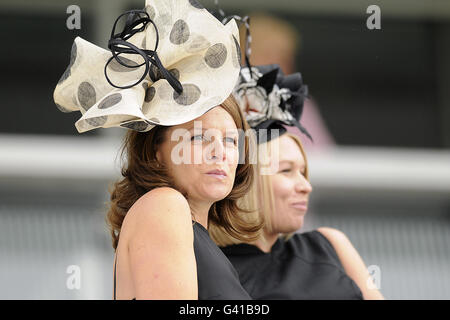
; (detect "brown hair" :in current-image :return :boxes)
[210,132,309,247]
[105,95,263,250]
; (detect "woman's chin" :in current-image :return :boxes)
[284,217,304,233]
[201,185,232,202]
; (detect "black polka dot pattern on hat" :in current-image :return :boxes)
[108,56,139,72]
[149,66,180,83]
[58,42,77,84]
[170,20,190,45]
[145,87,156,102]
[149,64,163,82]
[86,116,108,127]
[55,2,243,134]
[204,43,227,68]
[98,93,122,109]
[120,121,149,131]
[169,68,180,80]
[78,82,97,111]
[173,83,201,105]
[188,0,204,9]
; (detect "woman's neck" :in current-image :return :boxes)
[253,229,278,253]
[188,199,213,229]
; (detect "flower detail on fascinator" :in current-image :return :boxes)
[234,64,312,141]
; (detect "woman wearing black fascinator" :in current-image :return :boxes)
[209,63,384,300]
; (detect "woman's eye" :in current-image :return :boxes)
[191,134,204,141]
[280,168,291,173]
[224,137,237,145]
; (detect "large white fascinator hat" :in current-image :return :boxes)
[53,0,241,133]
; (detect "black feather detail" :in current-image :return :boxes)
[256,67,278,94]
[239,64,313,143]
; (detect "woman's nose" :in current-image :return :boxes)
[295,174,313,194]
[208,137,226,161]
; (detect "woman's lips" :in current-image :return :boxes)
[291,201,308,211]
[206,169,227,180]
[206,173,226,180]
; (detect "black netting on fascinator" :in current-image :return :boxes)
[233,64,313,143]
[53,0,242,133]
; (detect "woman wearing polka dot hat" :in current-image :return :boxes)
[54,0,262,299]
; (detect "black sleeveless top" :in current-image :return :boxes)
[220,230,364,300]
[114,221,251,300]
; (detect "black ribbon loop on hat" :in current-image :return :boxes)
[104,9,183,94]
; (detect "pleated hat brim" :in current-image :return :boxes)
[54,0,241,133]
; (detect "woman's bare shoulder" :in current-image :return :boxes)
[121,187,193,242]
[316,227,348,243]
[122,187,197,299]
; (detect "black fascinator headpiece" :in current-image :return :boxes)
[234,64,312,143]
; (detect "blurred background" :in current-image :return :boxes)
[0,0,449,299]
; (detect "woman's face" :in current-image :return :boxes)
[156,106,240,204]
[269,135,312,233]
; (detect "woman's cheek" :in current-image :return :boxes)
[187,143,202,164]
[272,175,291,199]
[228,146,240,165]
[272,176,282,199]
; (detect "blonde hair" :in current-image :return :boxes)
[209,132,309,247]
